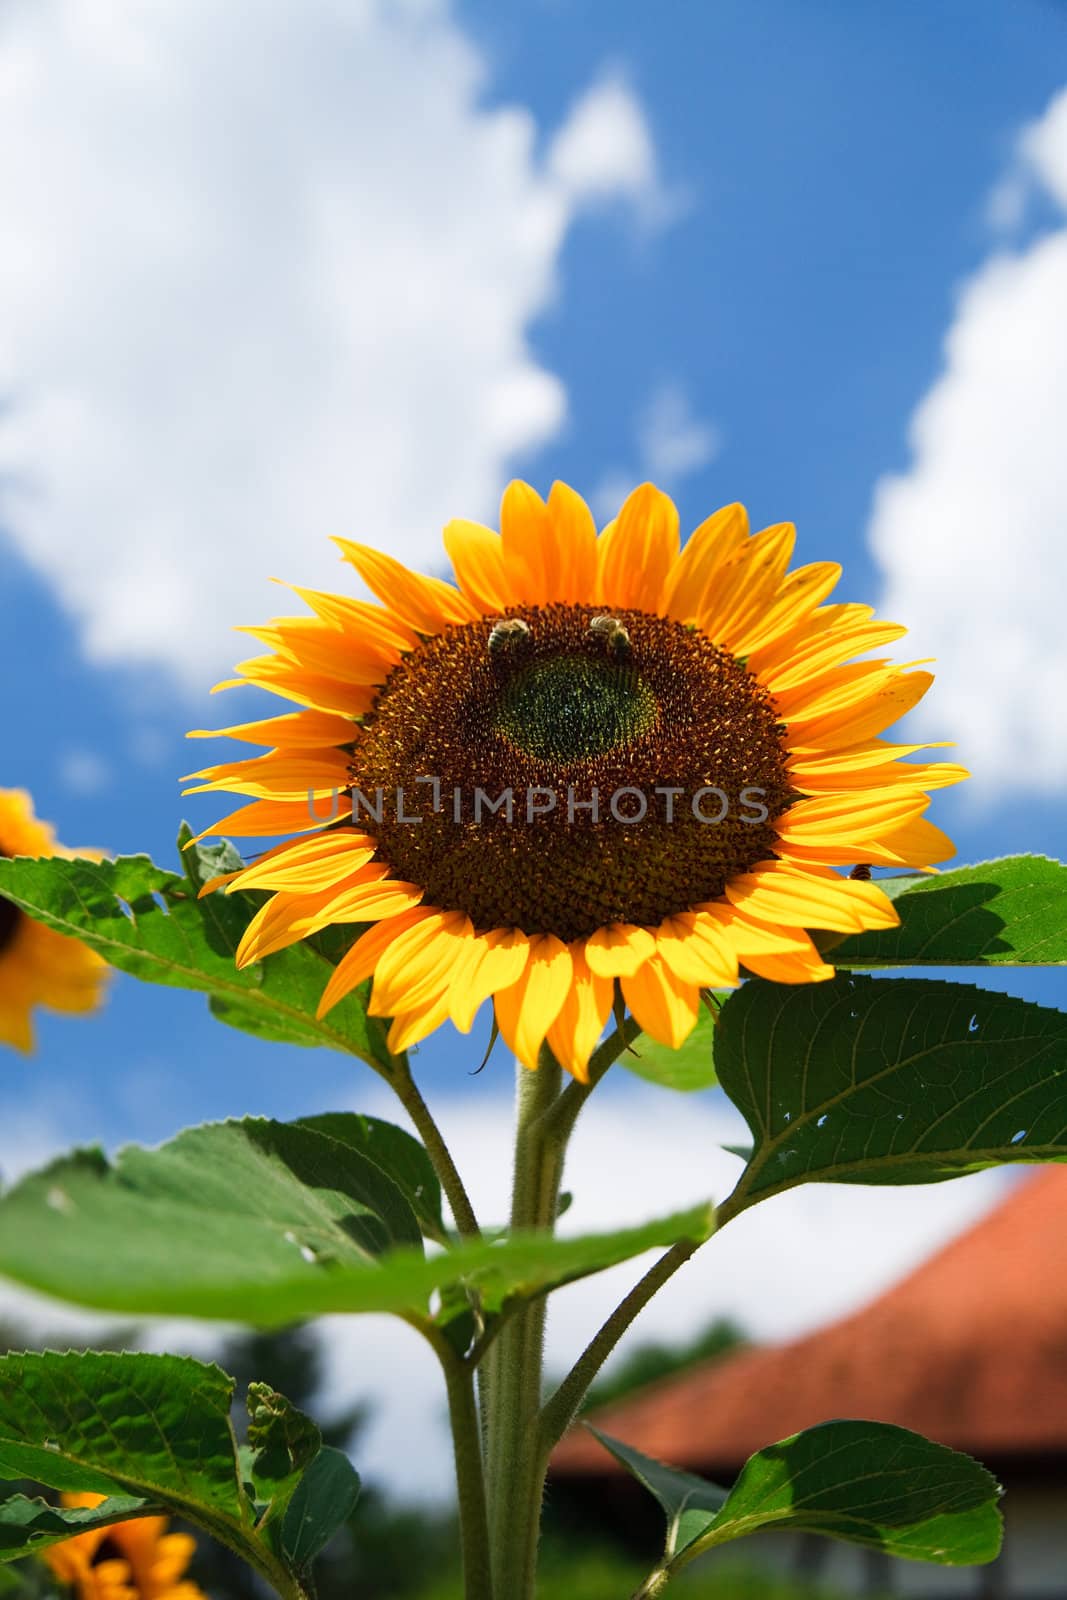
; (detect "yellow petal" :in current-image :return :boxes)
[783,670,935,749]
[698,521,795,647]
[443,519,511,612]
[242,618,398,687]
[778,811,957,870]
[227,831,377,893]
[729,561,842,656]
[740,937,837,983]
[316,909,430,1018]
[546,481,599,601]
[790,756,969,794]
[388,987,454,1053]
[217,654,378,716]
[187,798,345,844]
[499,479,554,603]
[585,923,657,978]
[334,539,476,632]
[186,709,359,748]
[369,912,474,1015]
[777,786,931,840]
[546,946,614,1082]
[183,750,349,799]
[758,620,909,693]
[621,956,701,1050]
[449,929,531,1033]
[597,483,680,609]
[660,503,749,622]
[775,659,904,721]
[235,883,365,968]
[297,873,424,932]
[653,912,739,988]
[725,862,900,932]
[278,583,418,652]
[698,902,816,956]
[493,935,573,1070]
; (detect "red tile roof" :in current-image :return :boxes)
[552,1168,1067,1479]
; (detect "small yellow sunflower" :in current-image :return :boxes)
[186,483,965,1081]
[0,789,107,1052]
[41,1493,207,1600]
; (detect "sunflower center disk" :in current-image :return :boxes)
[495,655,658,763]
[351,603,794,943]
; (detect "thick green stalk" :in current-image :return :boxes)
[442,1353,495,1600]
[485,1051,565,1600]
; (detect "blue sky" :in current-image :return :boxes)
[1,0,1066,1496]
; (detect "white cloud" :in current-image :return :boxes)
[547,74,680,229]
[0,1,669,688]
[592,381,719,521]
[868,83,1067,800]
[1021,85,1067,209]
[638,381,721,481]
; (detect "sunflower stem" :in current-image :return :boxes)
[443,1352,495,1600]
[538,1238,701,1455]
[631,1563,674,1599]
[540,1013,642,1149]
[407,1313,494,1600]
[388,1052,482,1239]
[485,1049,565,1600]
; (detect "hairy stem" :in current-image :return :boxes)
[442,1354,495,1600]
[485,1051,565,1600]
[540,1014,642,1150]
[538,1238,702,1455]
[631,1564,674,1599]
[407,1314,494,1600]
[388,1053,482,1239]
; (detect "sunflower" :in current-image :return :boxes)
[0,789,108,1052]
[185,482,965,1081]
[41,1494,207,1600]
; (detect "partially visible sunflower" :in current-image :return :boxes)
[41,1494,207,1600]
[186,482,966,1081]
[0,789,107,1051]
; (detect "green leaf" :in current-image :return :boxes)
[0,1121,714,1324]
[596,1421,1001,1583]
[0,832,393,1071]
[831,855,1067,967]
[0,1119,424,1323]
[620,1010,719,1092]
[246,1384,321,1538]
[588,1428,727,1558]
[279,1447,361,1571]
[0,1351,243,1514]
[716,976,1067,1216]
[295,1113,444,1241]
[0,1494,152,1560]
[0,1350,356,1595]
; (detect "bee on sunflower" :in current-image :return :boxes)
[41,1495,207,1600]
[0,789,108,1052]
[185,482,965,1080]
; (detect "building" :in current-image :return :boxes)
[551,1168,1067,1597]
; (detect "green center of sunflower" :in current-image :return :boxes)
[350,603,794,943]
[0,854,20,958]
[495,655,658,762]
